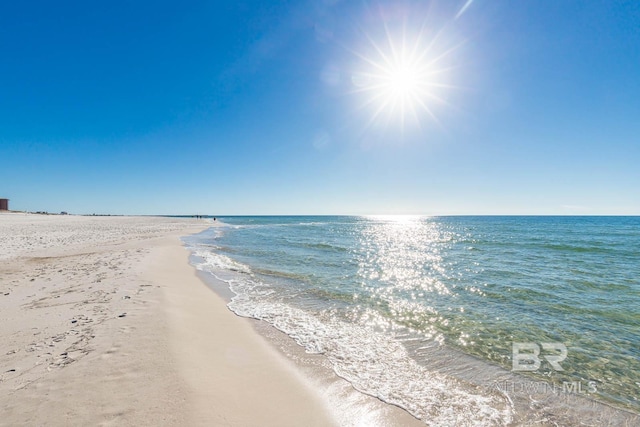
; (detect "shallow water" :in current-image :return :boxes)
[184,216,640,425]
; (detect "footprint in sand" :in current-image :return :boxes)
[118,325,133,335]
[100,346,120,360]
[48,352,75,369]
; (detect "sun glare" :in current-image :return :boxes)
[349,8,464,134]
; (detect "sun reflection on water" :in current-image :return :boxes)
[353,216,458,342]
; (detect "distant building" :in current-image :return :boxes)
[0,199,8,211]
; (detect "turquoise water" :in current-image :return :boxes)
[185,216,640,424]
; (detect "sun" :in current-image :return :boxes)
[349,13,463,133]
[352,33,449,130]
[389,63,420,96]
[377,56,432,113]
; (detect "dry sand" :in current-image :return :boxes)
[0,213,337,426]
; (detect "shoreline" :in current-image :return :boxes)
[155,229,338,426]
[188,241,427,426]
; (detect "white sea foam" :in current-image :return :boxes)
[191,249,251,274]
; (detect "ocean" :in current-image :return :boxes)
[183,216,640,425]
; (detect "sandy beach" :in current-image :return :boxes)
[0,213,339,426]
[5,213,638,426]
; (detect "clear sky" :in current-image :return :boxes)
[1,0,639,215]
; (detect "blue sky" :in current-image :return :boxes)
[1,0,638,215]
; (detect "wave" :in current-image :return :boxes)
[227,284,513,426]
[191,249,252,274]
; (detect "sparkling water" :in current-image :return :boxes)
[184,216,640,425]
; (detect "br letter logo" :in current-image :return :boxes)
[512,342,567,371]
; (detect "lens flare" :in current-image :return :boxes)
[349,6,465,135]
